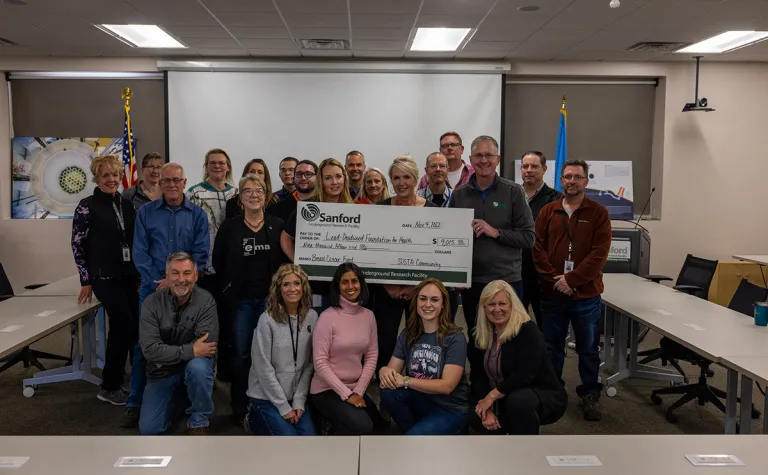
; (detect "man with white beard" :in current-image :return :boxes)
[138,252,219,435]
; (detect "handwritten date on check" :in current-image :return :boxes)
[295,202,474,286]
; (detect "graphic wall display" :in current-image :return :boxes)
[12,137,124,219]
[514,160,635,220]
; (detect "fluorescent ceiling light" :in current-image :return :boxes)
[677,31,768,54]
[410,28,472,51]
[97,24,186,48]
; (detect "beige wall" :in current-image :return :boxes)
[1,58,767,288]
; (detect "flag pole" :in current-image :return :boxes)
[121,87,135,186]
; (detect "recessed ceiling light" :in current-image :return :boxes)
[96,24,186,48]
[410,28,472,51]
[676,31,768,54]
[518,6,540,12]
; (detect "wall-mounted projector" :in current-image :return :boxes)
[683,56,715,112]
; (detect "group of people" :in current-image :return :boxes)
[70,131,612,436]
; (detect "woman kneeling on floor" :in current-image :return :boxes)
[471,280,567,435]
[379,278,469,435]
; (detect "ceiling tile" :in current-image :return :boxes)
[404,51,456,58]
[276,0,348,13]
[606,0,708,31]
[353,50,404,57]
[283,13,349,28]
[291,27,350,39]
[471,27,536,42]
[228,27,292,38]
[481,8,562,31]
[463,41,520,52]
[352,40,407,50]
[351,0,420,14]
[238,38,297,48]
[202,0,276,13]
[162,26,232,38]
[545,0,648,30]
[527,29,596,42]
[420,0,497,15]
[354,28,411,40]
[351,14,414,28]
[194,48,251,56]
[300,49,353,56]
[553,50,664,61]
[181,37,241,48]
[568,29,652,52]
[454,50,508,59]
[50,0,152,24]
[691,0,768,20]
[247,48,302,56]
[491,0,573,15]
[127,0,220,26]
[416,14,483,28]
[214,12,285,27]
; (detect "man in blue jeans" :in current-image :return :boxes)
[128,163,209,428]
[533,160,611,421]
[139,252,218,435]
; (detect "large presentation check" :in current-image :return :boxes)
[295,202,474,286]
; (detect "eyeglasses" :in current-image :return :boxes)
[470,153,498,160]
[562,174,586,181]
[295,172,316,179]
[440,142,462,149]
[160,178,185,185]
[144,165,162,171]
[242,188,266,197]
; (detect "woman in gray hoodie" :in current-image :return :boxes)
[244,264,318,435]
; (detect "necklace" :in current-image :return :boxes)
[244,215,264,230]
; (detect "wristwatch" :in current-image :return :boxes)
[403,376,410,389]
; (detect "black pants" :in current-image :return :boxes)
[470,387,541,435]
[460,280,523,385]
[310,390,377,435]
[91,277,139,391]
[522,276,545,329]
[197,274,232,380]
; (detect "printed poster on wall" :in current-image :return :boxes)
[514,160,635,220]
[12,137,124,219]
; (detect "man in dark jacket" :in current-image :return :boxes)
[520,151,560,330]
[533,160,611,422]
[139,252,218,435]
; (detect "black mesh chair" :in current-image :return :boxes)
[651,276,765,423]
[0,263,68,375]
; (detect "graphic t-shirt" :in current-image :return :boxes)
[392,330,469,414]
[241,225,271,298]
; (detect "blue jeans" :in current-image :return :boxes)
[246,398,317,435]
[231,297,266,416]
[380,387,468,435]
[127,282,156,408]
[139,357,215,435]
[541,295,603,397]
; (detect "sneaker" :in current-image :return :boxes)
[121,407,140,428]
[188,426,209,435]
[97,389,128,406]
[582,393,602,421]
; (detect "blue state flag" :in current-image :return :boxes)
[553,95,567,191]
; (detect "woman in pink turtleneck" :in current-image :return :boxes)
[310,263,379,435]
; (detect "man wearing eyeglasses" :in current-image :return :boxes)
[267,159,318,223]
[418,132,474,191]
[274,157,298,202]
[447,135,535,387]
[533,159,611,422]
[125,162,210,429]
[416,152,452,207]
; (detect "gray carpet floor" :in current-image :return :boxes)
[0,307,764,436]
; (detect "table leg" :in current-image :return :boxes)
[725,368,738,434]
[764,386,768,434]
[739,374,753,434]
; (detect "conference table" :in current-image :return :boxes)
[733,255,768,266]
[601,273,768,434]
[0,436,360,475]
[0,295,101,396]
[359,435,768,475]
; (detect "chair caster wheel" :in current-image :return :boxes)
[23,386,36,398]
[706,369,715,378]
[605,386,617,397]
[665,412,678,423]
[650,394,662,405]
[752,408,761,419]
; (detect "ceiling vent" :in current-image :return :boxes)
[300,39,349,50]
[627,41,691,52]
[0,37,18,46]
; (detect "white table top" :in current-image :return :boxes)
[0,436,360,475]
[360,435,768,475]
[602,273,768,361]
[0,296,99,358]
[721,356,768,386]
[18,274,87,297]
[733,255,768,266]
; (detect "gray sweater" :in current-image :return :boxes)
[448,175,535,283]
[247,309,318,415]
[139,286,219,379]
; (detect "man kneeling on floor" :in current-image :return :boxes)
[139,252,218,435]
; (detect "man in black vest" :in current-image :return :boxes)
[520,151,560,329]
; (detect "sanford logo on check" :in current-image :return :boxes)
[302,203,361,224]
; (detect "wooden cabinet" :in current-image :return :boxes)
[709,260,768,307]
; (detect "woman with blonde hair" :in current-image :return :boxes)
[354,167,390,205]
[379,278,469,435]
[245,264,318,435]
[471,280,567,434]
[225,158,280,218]
[72,154,140,406]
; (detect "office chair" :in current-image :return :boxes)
[0,263,69,375]
[651,278,765,423]
[636,254,720,377]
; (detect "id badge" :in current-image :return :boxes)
[563,260,574,274]
[122,246,131,262]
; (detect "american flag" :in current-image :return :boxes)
[122,106,137,189]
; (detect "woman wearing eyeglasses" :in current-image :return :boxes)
[353,168,390,205]
[213,173,289,426]
[122,152,163,210]
[225,159,280,219]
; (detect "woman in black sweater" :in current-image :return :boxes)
[471,280,567,434]
[213,173,288,425]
